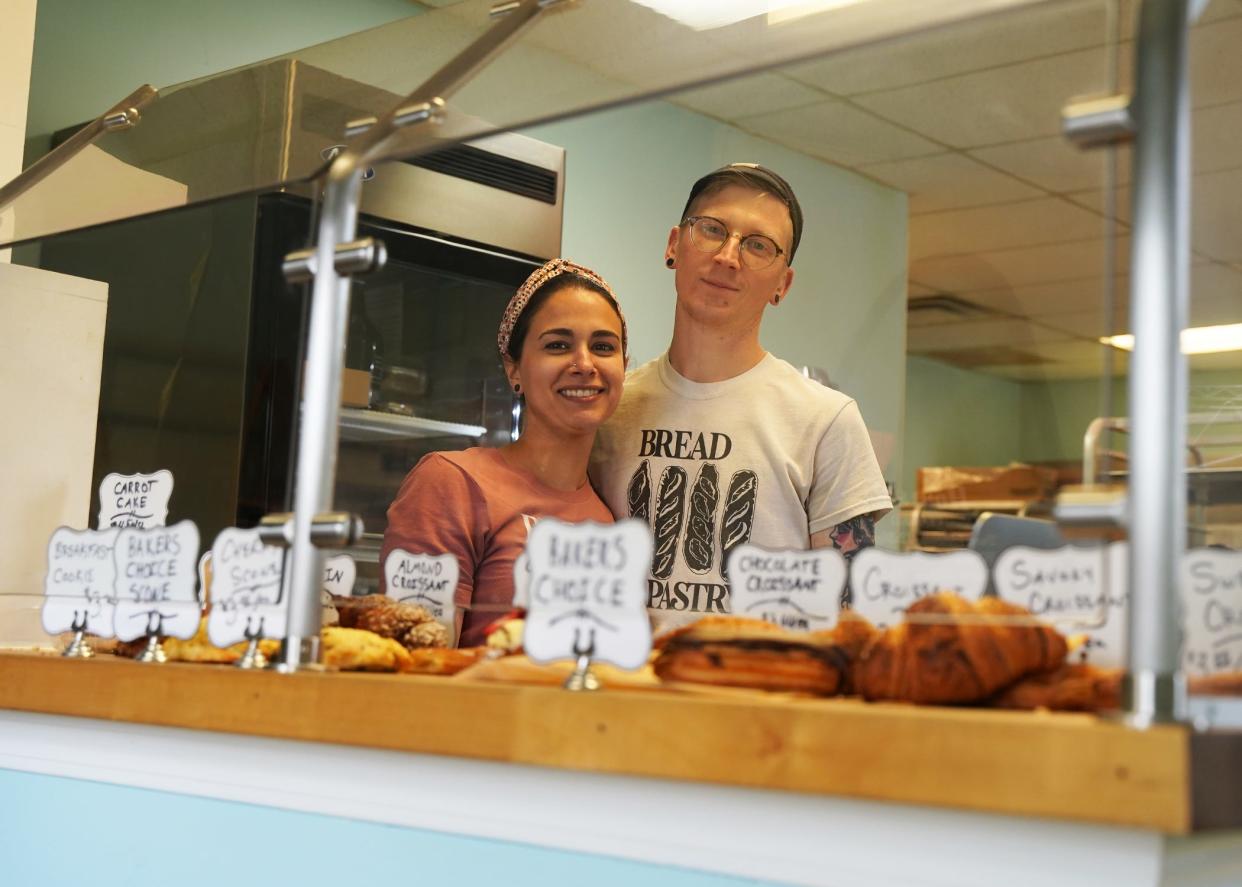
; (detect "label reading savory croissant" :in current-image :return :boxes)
[524,518,652,670]
[42,526,120,638]
[1181,548,1242,675]
[850,549,988,628]
[207,527,287,646]
[726,544,845,631]
[384,550,458,644]
[97,469,174,529]
[112,521,202,642]
[993,542,1128,667]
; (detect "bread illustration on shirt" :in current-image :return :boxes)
[627,459,652,524]
[652,465,688,580]
[720,469,758,580]
[683,463,720,574]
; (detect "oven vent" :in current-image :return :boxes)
[403,144,559,205]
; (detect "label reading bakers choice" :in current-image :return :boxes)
[1181,548,1242,675]
[207,528,286,647]
[726,544,845,631]
[98,470,173,529]
[524,518,652,670]
[384,550,458,643]
[43,527,120,637]
[112,521,201,642]
[849,549,988,628]
[993,542,1128,667]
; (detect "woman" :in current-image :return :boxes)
[381,259,628,647]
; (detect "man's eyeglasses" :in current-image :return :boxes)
[681,215,787,270]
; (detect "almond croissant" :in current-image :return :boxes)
[854,592,1067,704]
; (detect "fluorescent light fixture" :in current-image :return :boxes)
[1099,322,1242,355]
[630,0,865,30]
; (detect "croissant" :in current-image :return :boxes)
[854,592,1067,704]
[992,663,1121,712]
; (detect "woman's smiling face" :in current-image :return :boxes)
[505,284,626,438]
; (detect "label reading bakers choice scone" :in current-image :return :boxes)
[207,528,287,647]
[384,550,458,644]
[112,521,202,642]
[524,518,652,670]
[43,527,120,638]
[850,549,988,628]
[726,544,845,631]
[98,470,173,529]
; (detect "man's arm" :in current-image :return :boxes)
[809,512,876,560]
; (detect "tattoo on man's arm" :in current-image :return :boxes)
[829,514,876,561]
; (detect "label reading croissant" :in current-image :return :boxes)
[726,544,845,631]
[207,527,287,647]
[384,550,458,644]
[112,521,202,642]
[97,469,173,529]
[850,549,988,628]
[523,518,653,670]
[1181,548,1242,675]
[42,526,120,638]
[993,542,1128,667]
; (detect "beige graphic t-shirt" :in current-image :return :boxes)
[590,353,891,630]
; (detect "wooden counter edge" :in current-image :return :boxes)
[0,651,1194,834]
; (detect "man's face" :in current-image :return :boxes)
[666,184,796,333]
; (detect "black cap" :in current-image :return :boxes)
[680,162,803,263]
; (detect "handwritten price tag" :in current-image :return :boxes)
[993,542,1128,667]
[1181,548,1242,675]
[726,544,845,631]
[323,554,356,606]
[849,549,987,628]
[98,470,173,529]
[207,528,286,646]
[384,550,458,644]
[112,521,201,642]
[524,518,652,670]
[42,527,120,637]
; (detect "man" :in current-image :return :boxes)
[591,163,891,627]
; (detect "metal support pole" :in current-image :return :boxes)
[1124,0,1191,725]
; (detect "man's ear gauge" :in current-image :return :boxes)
[665,257,675,268]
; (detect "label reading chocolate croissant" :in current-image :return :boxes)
[850,549,988,629]
[384,550,459,645]
[524,518,653,670]
[727,544,845,632]
[207,527,287,647]
[112,520,202,642]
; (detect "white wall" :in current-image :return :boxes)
[0,0,37,259]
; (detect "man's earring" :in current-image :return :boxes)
[665,257,675,268]
[513,383,521,394]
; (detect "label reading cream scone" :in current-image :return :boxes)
[993,542,1128,667]
[384,549,458,644]
[207,527,286,647]
[523,518,652,670]
[43,526,120,638]
[726,544,845,631]
[1181,548,1242,675]
[97,469,173,529]
[850,548,988,629]
[112,521,201,642]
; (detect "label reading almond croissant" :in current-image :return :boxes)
[993,542,1128,667]
[524,518,652,670]
[726,544,845,631]
[384,550,458,645]
[850,549,988,628]
[112,521,202,642]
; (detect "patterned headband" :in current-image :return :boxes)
[497,258,627,359]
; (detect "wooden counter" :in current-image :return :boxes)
[0,650,1232,835]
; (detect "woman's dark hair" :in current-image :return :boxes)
[505,273,625,361]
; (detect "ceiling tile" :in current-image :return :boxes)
[960,276,1125,319]
[1192,167,1242,263]
[907,316,1076,352]
[908,197,1109,261]
[1194,101,1242,174]
[737,100,940,166]
[910,236,1130,293]
[858,152,1042,214]
[853,48,1115,148]
[671,73,827,121]
[783,0,1116,97]
[1191,17,1242,107]
[970,138,1132,194]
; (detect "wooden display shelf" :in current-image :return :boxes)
[0,650,1226,834]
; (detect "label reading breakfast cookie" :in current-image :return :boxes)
[726,544,844,631]
[850,549,988,628]
[98,469,173,529]
[993,542,1128,667]
[523,518,652,670]
[1181,548,1242,675]
[207,527,286,647]
[42,526,120,638]
[384,550,458,644]
[112,521,201,642]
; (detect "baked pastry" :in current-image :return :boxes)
[992,663,1121,711]
[333,595,446,650]
[485,615,525,653]
[115,616,279,664]
[654,612,875,695]
[401,646,489,676]
[854,592,1067,705]
[321,626,412,672]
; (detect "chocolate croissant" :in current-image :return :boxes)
[854,592,1067,705]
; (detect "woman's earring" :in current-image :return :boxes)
[773,294,781,305]
[665,257,675,268]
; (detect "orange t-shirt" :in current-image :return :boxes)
[381,447,614,646]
